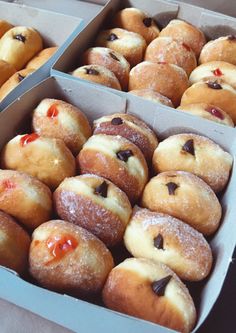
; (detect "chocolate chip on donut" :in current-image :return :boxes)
[166,182,178,195]
[94,180,108,198]
[152,275,172,296]
[182,139,195,156]
[154,234,164,250]
[14,34,26,43]
[85,67,99,75]
[109,52,120,61]
[228,35,236,41]
[111,117,123,125]
[116,149,133,162]
[18,73,25,82]
[207,81,222,89]
[143,17,152,27]
[107,33,118,41]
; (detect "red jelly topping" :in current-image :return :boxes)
[20,133,39,146]
[182,43,191,52]
[47,104,59,118]
[206,107,224,120]
[46,234,78,260]
[158,62,167,65]
[212,68,223,77]
[2,180,16,190]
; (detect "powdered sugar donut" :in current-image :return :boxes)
[141,171,222,235]
[124,206,213,281]
[95,28,147,67]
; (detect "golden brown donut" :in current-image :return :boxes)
[0,210,30,275]
[93,113,158,163]
[199,35,236,65]
[0,170,52,230]
[0,59,16,88]
[128,89,174,107]
[159,19,206,57]
[77,134,148,204]
[145,37,197,76]
[95,28,147,67]
[177,103,234,127]
[29,220,114,296]
[141,171,222,235]
[0,26,43,70]
[180,79,236,123]
[54,174,132,247]
[0,20,14,38]
[1,134,76,190]
[103,258,196,333]
[26,46,58,70]
[72,64,121,90]
[112,8,160,44]
[189,61,236,88]
[32,98,92,155]
[0,68,34,102]
[153,133,233,192]
[129,61,189,107]
[82,47,130,90]
[124,207,213,281]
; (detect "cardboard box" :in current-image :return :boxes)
[0,74,235,333]
[0,0,106,110]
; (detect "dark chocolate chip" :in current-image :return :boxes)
[143,17,152,27]
[152,275,172,296]
[228,35,236,40]
[18,74,25,82]
[207,81,222,90]
[154,234,164,250]
[166,182,179,195]
[110,52,120,61]
[111,117,123,125]
[94,181,108,198]
[182,139,195,156]
[14,34,26,43]
[85,68,99,75]
[116,149,133,162]
[107,33,118,41]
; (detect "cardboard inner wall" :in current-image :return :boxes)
[0,75,235,333]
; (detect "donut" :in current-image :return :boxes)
[199,35,236,65]
[29,220,114,296]
[102,258,196,333]
[1,134,76,190]
[159,19,206,57]
[112,8,160,44]
[189,61,236,88]
[145,37,197,76]
[77,134,148,204]
[95,28,147,67]
[141,171,222,235]
[0,26,43,70]
[0,59,16,88]
[129,61,189,107]
[82,47,130,90]
[128,89,174,107]
[0,68,34,102]
[54,174,132,247]
[180,80,236,123]
[32,98,92,155]
[177,103,234,127]
[72,64,121,90]
[0,20,13,38]
[152,133,233,192]
[124,206,213,281]
[0,210,30,275]
[93,113,158,163]
[0,170,52,230]
[26,46,58,70]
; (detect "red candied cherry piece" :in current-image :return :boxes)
[212,68,223,77]
[206,107,224,120]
